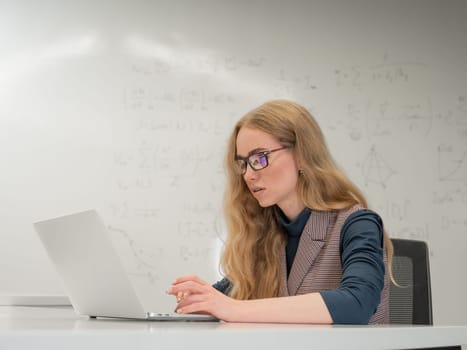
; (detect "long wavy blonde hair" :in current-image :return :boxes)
[221,100,394,300]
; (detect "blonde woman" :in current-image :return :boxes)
[167,100,392,324]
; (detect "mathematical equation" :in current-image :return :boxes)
[334,54,426,90]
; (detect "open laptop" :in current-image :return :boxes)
[34,209,217,321]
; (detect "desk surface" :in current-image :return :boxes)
[1,306,466,350]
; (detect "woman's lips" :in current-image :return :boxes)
[251,186,265,196]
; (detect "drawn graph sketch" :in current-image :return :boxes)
[366,97,433,138]
[105,200,224,285]
[361,146,396,188]
[438,145,467,182]
[107,225,163,284]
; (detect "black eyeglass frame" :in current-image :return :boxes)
[234,146,289,175]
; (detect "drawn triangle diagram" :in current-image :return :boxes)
[361,146,395,188]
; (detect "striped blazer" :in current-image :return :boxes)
[279,204,390,324]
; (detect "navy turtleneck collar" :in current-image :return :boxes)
[278,207,311,237]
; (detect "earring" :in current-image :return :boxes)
[298,169,304,175]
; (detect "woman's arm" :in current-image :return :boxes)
[320,210,385,324]
[167,275,333,323]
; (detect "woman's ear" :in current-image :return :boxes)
[296,158,304,175]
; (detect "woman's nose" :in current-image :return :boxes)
[244,163,258,180]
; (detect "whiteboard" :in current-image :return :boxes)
[1,0,466,324]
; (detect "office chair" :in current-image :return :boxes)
[389,238,460,350]
[389,238,433,325]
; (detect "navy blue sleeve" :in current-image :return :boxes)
[320,210,385,324]
[212,277,232,295]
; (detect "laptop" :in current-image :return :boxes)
[34,209,218,321]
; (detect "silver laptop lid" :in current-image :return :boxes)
[34,209,149,319]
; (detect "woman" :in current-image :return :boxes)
[167,100,392,324]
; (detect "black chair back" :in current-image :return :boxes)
[390,238,433,325]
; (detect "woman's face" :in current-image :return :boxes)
[236,127,304,220]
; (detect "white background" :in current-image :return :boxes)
[0,0,466,324]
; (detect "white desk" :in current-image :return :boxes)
[1,306,466,350]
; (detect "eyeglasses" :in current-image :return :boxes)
[234,146,289,175]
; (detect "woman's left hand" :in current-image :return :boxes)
[166,275,241,322]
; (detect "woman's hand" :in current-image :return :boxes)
[167,275,333,324]
[166,275,241,322]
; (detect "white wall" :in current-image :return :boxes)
[0,0,466,324]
